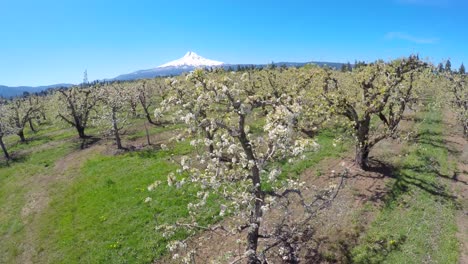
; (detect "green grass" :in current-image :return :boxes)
[34,140,222,264]
[36,128,348,263]
[0,117,355,263]
[280,127,351,178]
[126,123,184,141]
[261,127,352,203]
[4,124,74,152]
[0,140,77,263]
[352,107,459,263]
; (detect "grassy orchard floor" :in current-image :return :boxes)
[35,142,211,263]
[0,121,167,263]
[0,117,350,263]
[0,144,76,261]
[351,106,459,263]
[0,107,462,263]
[174,105,463,263]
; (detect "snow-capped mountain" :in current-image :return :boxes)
[158,51,224,68]
[0,51,347,97]
[113,51,224,80]
[110,51,345,81]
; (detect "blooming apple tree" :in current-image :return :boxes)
[54,86,100,139]
[4,95,42,142]
[445,72,467,137]
[154,69,343,263]
[0,102,15,159]
[134,79,167,125]
[97,83,132,150]
[319,56,426,169]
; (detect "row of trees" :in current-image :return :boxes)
[437,59,465,74]
[444,73,467,137]
[152,56,451,263]
[0,78,167,159]
[0,56,465,262]
[0,59,463,164]
[1,57,464,164]
[0,96,46,159]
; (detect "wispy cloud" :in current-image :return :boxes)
[385,32,439,44]
[395,0,450,7]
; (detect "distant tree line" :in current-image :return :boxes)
[437,59,465,74]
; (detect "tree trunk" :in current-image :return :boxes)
[29,119,37,133]
[245,157,262,264]
[246,190,262,264]
[206,130,215,156]
[464,123,468,139]
[0,136,10,160]
[112,110,123,150]
[238,115,263,264]
[143,106,158,126]
[355,117,370,170]
[144,122,151,146]
[145,112,158,125]
[355,144,370,170]
[114,128,123,150]
[17,129,26,142]
[76,125,86,139]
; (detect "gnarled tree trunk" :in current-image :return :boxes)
[76,125,86,139]
[17,129,26,143]
[239,115,263,264]
[29,119,37,133]
[144,110,158,125]
[355,117,371,170]
[464,122,468,139]
[0,136,10,160]
[112,109,123,149]
[355,144,370,170]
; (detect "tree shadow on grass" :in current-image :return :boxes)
[357,153,461,210]
[0,153,29,168]
[366,159,396,178]
[79,136,101,149]
[405,155,468,186]
[413,137,462,156]
[384,159,461,210]
[403,115,442,126]
[127,145,165,159]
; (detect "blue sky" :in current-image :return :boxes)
[0,0,467,86]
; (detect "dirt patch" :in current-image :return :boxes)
[126,128,182,148]
[155,110,421,263]
[442,110,468,264]
[16,126,181,263]
[10,139,66,162]
[54,144,105,175]
[295,158,393,263]
[95,128,179,156]
[157,136,411,263]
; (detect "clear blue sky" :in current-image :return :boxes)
[1,0,467,86]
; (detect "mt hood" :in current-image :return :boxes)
[111,51,344,81]
[158,51,224,68]
[112,51,224,80]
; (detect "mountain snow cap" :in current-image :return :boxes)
[158,51,224,68]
